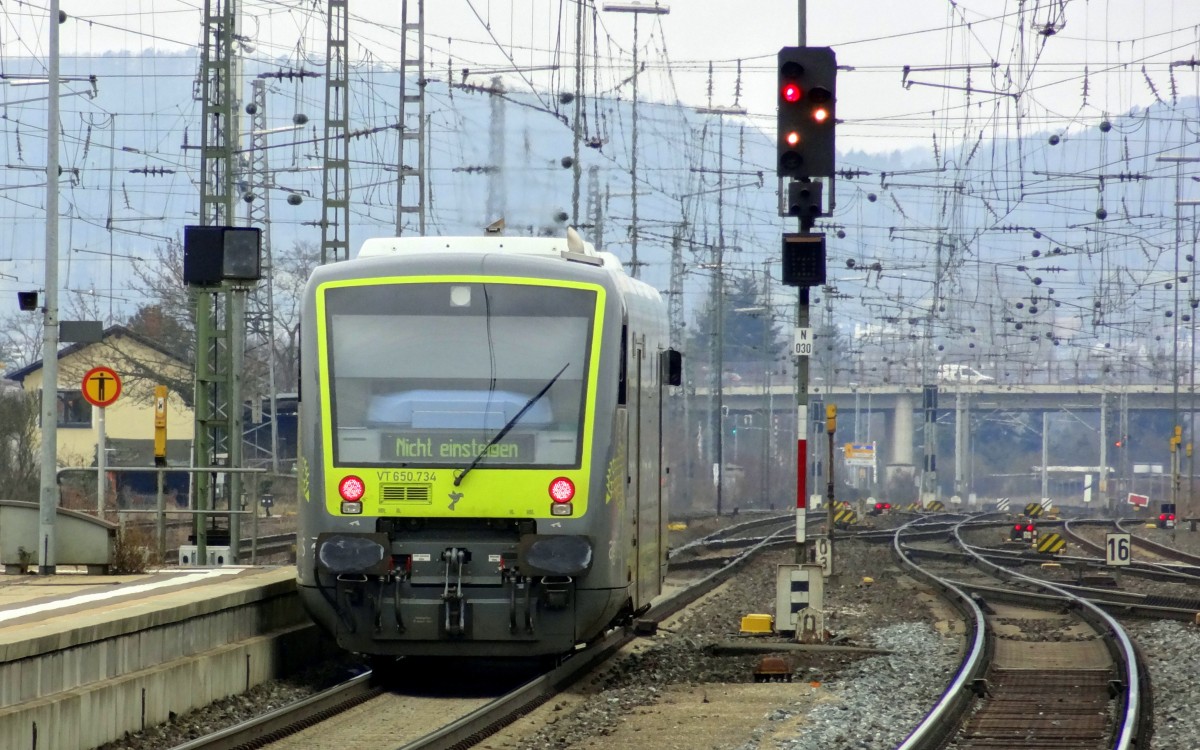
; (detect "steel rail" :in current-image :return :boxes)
[897,514,1150,750]
[168,672,380,750]
[395,526,792,750]
[907,535,1200,585]
[1114,518,1200,567]
[892,517,989,750]
[951,518,1146,750]
[170,527,791,750]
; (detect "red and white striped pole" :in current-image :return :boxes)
[796,414,807,544]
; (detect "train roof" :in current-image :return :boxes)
[357,232,626,273]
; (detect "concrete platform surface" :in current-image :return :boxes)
[0,565,297,661]
[0,565,318,750]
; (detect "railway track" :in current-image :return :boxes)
[894,515,1150,750]
[167,526,791,750]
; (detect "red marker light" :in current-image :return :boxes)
[782,83,801,103]
[339,475,365,502]
[1171,514,1177,521]
[1014,524,1022,531]
[1160,514,1167,521]
[1026,524,1035,532]
[549,477,575,503]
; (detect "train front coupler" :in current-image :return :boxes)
[440,547,471,636]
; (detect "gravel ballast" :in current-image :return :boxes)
[84,514,1200,750]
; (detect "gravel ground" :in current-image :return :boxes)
[1124,618,1200,750]
[94,656,363,750]
[91,523,966,750]
[499,535,964,750]
[87,511,1200,748]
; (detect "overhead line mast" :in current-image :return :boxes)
[395,0,427,236]
[193,0,245,562]
[321,0,350,262]
[246,77,279,473]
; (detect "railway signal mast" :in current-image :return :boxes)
[776,46,837,569]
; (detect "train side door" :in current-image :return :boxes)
[632,337,649,604]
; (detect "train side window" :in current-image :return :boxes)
[661,349,682,387]
[618,323,628,405]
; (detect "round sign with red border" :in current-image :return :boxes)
[81,366,122,408]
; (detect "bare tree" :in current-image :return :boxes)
[116,236,315,401]
[126,237,193,359]
[0,391,39,500]
[269,240,319,393]
[108,238,196,404]
[0,312,43,371]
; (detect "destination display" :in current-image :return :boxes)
[383,432,535,464]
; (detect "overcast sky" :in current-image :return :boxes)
[17,1,1200,154]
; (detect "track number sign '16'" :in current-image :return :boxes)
[1105,533,1131,567]
[82,366,122,408]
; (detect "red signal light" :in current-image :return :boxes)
[782,83,802,103]
[338,475,365,502]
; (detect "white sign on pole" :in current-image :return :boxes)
[814,537,832,577]
[795,507,806,544]
[1105,533,1132,567]
[793,327,814,357]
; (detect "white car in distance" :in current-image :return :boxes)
[938,364,995,384]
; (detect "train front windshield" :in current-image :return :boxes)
[323,280,597,469]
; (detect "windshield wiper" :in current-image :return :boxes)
[454,362,570,487]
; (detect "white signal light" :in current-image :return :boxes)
[785,131,801,147]
[549,477,576,503]
[339,475,366,502]
[812,107,830,124]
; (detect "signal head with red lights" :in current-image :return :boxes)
[776,46,837,179]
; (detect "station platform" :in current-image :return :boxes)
[0,565,322,750]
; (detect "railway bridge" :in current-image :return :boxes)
[702,382,1197,503]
